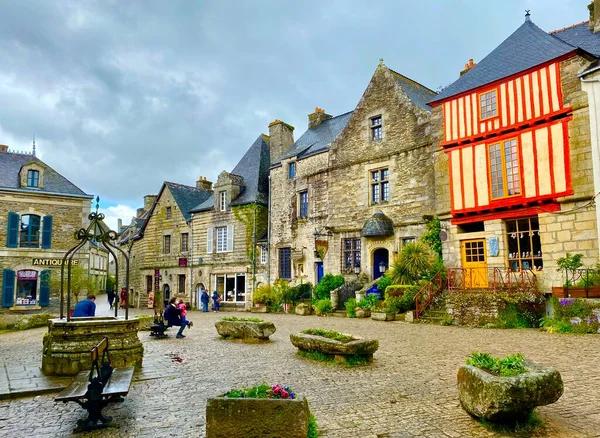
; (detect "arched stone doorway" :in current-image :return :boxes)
[373,248,389,280]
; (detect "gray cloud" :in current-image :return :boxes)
[0,0,587,208]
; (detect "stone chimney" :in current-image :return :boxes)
[268,119,295,164]
[308,107,332,129]
[460,59,477,76]
[136,208,144,217]
[143,194,157,211]
[589,0,600,33]
[0,144,8,152]
[196,176,213,191]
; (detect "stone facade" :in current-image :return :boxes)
[269,63,436,286]
[0,151,93,314]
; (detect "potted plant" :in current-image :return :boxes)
[355,298,374,318]
[206,382,316,437]
[551,254,600,298]
[371,302,396,321]
[457,352,563,424]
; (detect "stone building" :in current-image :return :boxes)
[88,240,109,293]
[269,61,437,286]
[0,145,93,312]
[117,181,211,308]
[190,135,270,308]
[428,12,600,290]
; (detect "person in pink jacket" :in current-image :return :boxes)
[177,299,193,328]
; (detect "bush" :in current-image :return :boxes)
[466,352,527,377]
[497,302,544,328]
[253,282,284,311]
[314,299,333,315]
[14,312,55,330]
[377,276,392,294]
[384,285,419,314]
[540,298,600,333]
[344,298,357,318]
[313,274,344,301]
[385,284,419,298]
[387,241,435,285]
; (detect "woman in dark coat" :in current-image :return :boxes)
[211,291,220,312]
[164,297,186,338]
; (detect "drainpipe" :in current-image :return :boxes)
[189,213,194,308]
[267,175,271,284]
[252,205,257,306]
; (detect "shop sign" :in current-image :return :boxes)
[179,257,188,267]
[17,270,38,280]
[32,258,80,266]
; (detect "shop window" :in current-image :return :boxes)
[27,170,39,188]
[489,138,521,200]
[214,273,246,302]
[279,247,291,279]
[506,217,543,271]
[370,115,383,141]
[371,169,389,204]
[342,238,361,273]
[16,270,38,305]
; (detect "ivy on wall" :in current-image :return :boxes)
[232,204,268,260]
[420,216,442,260]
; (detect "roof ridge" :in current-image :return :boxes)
[165,181,200,190]
[388,68,437,94]
[550,20,590,34]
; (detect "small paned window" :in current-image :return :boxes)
[489,138,520,200]
[20,215,41,248]
[181,233,189,252]
[299,191,308,218]
[506,217,543,272]
[371,169,389,204]
[279,247,291,279]
[27,170,39,188]
[260,246,268,264]
[464,240,485,262]
[178,274,186,294]
[166,206,172,219]
[164,235,171,254]
[288,162,296,179]
[371,116,382,141]
[342,238,361,273]
[219,191,227,212]
[479,90,498,120]
[216,226,227,253]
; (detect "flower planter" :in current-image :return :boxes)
[457,360,563,423]
[551,286,600,298]
[371,311,396,321]
[214,320,276,341]
[295,303,313,316]
[250,303,268,313]
[355,309,371,318]
[290,332,378,363]
[206,396,310,438]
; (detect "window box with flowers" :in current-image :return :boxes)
[206,383,316,438]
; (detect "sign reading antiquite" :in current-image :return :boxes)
[32,258,80,266]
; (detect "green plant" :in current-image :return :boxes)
[557,253,584,286]
[387,242,435,285]
[314,299,333,315]
[50,264,93,301]
[222,382,296,399]
[301,328,354,342]
[297,350,334,363]
[440,315,454,326]
[308,414,319,438]
[220,316,264,322]
[384,285,419,313]
[376,275,392,294]
[313,274,344,301]
[231,204,268,259]
[497,303,542,329]
[344,298,357,318]
[466,352,527,377]
[253,281,286,311]
[420,216,443,260]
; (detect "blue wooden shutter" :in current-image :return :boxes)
[2,269,15,307]
[41,215,53,249]
[39,270,51,306]
[6,212,19,248]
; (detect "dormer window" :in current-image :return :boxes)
[219,191,227,211]
[27,170,39,188]
[370,116,382,141]
[479,89,498,120]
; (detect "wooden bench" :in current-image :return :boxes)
[55,337,135,432]
[150,310,169,338]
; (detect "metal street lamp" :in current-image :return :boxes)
[379,261,387,273]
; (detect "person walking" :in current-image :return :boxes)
[72,294,96,317]
[164,297,187,338]
[107,289,115,310]
[200,288,209,312]
[212,290,221,312]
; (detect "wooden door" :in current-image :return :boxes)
[460,239,488,288]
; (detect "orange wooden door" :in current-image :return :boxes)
[460,239,488,288]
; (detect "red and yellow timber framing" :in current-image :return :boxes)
[432,55,575,224]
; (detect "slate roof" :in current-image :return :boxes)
[191,134,271,212]
[552,21,600,57]
[280,111,353,161]
[429,17,578,104]
[165,181,212,221]
[390,70,437,111]
[0,151,91,197]
[362,210,394,237]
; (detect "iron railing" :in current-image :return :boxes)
[414,270,446,319]
[447,267,537,294]
[557,268,600,298]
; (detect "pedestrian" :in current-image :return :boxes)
[212,290,221,312]
[201,288,209,312]
[164,297,187,339]
[72,294,96,317]
[177,298,193,328]
[107,289,115,310]
[119,288,127,309]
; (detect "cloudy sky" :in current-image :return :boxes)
[0,0,589,229]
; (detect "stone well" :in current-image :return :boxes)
[42,317,143,376]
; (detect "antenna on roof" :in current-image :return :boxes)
[525,10,531,22]
[32,134,36,157]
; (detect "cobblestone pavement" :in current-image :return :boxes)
[0,306,599,437]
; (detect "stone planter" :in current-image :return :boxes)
[295,303,313,316]
[355,308,371,318]
[42,317,143,376]
[371,311,396,321]
[206,396,310,438]
[250,304,268,313]
[290,332,378,363]
[215,319,276,341]
[457,360,564,423]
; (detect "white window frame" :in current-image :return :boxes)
[219,191,227,211]
[260,246,267,264]
[216,226,227,253]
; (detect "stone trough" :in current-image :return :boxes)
[215,319,276,341]
[457,360,564,423]
[290,332,378,363]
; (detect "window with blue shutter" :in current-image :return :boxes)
[42,216,53,249]
[2,269,15,307]
[39,270,51,306]
[6,212,19,248]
